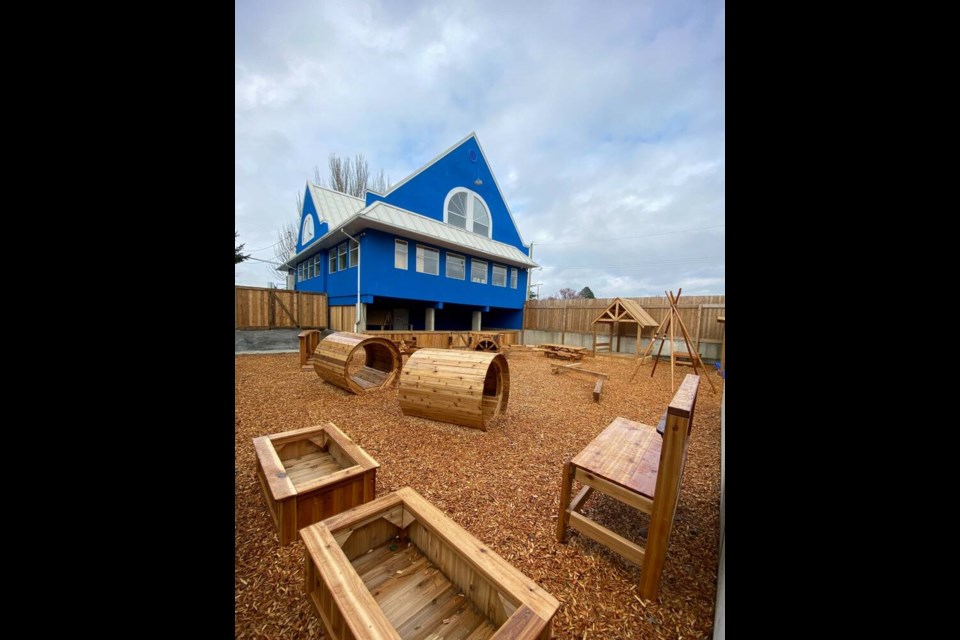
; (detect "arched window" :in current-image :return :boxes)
[443,188,492,238]
[301,214,315,245]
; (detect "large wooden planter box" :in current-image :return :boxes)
[254,422,379,546]
[301,487,559,640]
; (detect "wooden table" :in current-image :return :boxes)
[539,344,587,361]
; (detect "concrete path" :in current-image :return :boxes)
[235,329,302,353]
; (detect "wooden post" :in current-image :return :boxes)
[669,303,675,390]
[694,304,702,354]
[614,321,620,353]
[718,317,725,377]
[560,304,567,345]
[592,323,597,354]
[639,377,697,599]
[557,460,574,541]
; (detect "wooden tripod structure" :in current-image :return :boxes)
[630,289,717,393]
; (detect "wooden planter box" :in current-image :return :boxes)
[254,422,379,546]
[302,487,559,640]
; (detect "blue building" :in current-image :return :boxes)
[280,133,538,332]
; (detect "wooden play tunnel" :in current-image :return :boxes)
[398,348,510,430]
[313,331,402,394]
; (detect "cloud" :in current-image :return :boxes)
[235,0,724,296]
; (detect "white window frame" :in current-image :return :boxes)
[443,188,493,238]
[416,245,440,276]
[446,252,465,280]
[307,259,314,280]
[338,242,347,271]
[298,263,304,282]
[329,248,337,273]
[314,254,322,277]
[471,258,488,284]
[348,239,358,268]
[301,214,315,245]
[510,268,518,289]
[492,264,507,287]
[395,239,408,270]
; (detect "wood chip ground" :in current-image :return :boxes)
[236,350,723,639]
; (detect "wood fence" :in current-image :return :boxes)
[235,286,328,329]
[523,295,725,344]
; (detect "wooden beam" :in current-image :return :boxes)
[568,511,646,566]
[593,378,603,402]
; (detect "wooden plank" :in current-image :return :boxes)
[568,511,646,566]
[489,605,550,640]
[301,523,402,640]
[574,467,654,513]
[570,417,662,499]
[593,378,603,402]
[569,486,593,513]
[395,487,560,623]
[556,460,574,542]
[253,436,297,500]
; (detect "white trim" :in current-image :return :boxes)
[394,239,408,270]
[442,187,493,238]
[415,244,440,276]
[472,134,530,250]
[379,131,478,197]
[471,258,488,284]
[445,252,466,280]
[492,263,507,287]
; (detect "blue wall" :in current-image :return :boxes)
[296,185,328,253]
[365,136,528,254]
[358,229,527,310]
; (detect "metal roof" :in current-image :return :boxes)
[307,183,365,227]
[279,198,537,270]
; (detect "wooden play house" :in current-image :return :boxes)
[314,331,402,394]
[591,298,659,355]
[557,374,700,599]
[298,329,329,371]
[302,486,560,640]
[398,349,510,430]
[253,422,379,546]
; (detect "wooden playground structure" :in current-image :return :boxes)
[557,373,701,599]
[631,289,717,393]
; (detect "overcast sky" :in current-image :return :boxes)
[235,0,724,298]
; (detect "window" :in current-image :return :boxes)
[444,188,492,237]
[471,259,487,284]
[301,214,315,245]
[329,248,337,273]
[297,262,304,282]
[446,253,465,280]
[349,239,358,268]
[314,254,322,277]
[338,242,347,271]
[416,245,439,275]
[510,268,518,289]
[395,239,408,269]
[492,264,507,287]
[307,259,314,280]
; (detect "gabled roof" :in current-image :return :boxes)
[377,131,530,248]
[591,298,659,327]
[279,199,538,270]
[307,183,365,227]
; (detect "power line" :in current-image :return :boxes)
[547,256,724,270]
[532,224,724,246]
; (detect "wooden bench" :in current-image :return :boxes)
[556,374,700,599]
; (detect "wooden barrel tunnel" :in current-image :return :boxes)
[398,348,510,430]
[313,331,402,394]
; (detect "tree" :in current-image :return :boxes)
[273,153,390,279]
[558,287,579,299]
[578,286,596,299]
[235,231,249,264]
